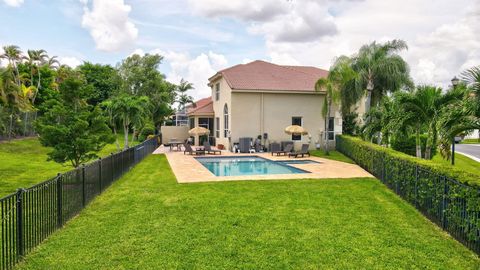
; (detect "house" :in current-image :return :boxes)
[201,60,343,151]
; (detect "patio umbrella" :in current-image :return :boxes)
[284,125,309,135]
[188,126,210,136]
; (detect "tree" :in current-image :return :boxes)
[396,86,463,159]
[315,57,356,154]
[351,39,412,112]
[117,53,175,127]
[35,72,114,167]
[361,96,401,147]
[461,65,480,141]
[78,62,121,106]
[109,94,151,149]
[25,49,48,105]
[0,45,23,86]
[176,78,194,110]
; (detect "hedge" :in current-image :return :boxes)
[336,135,480,254]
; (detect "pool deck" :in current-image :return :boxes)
[155,146,373,183]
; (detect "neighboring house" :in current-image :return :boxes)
[172,108,189,126]
[200,60,344,151]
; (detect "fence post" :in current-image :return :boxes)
[414,165,418,207]
[56,173,63,227]
[82,164,86,207]
[16,188,24,258]
[98,158,103,192]
[442,176,448,229]
[110,153,114,182]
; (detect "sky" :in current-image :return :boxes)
[1,0,479,99]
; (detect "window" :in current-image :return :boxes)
[189,118,195,129]
[223,104,229,138]
[215,117,220,138]
[292,117,302,141]
[215,83,220,101]
[328,117,335,140]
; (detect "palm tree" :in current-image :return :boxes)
[315,57,356,154]
[396,85,464,159]
[361,96,401,146]
[351,39,412,112]
[45,56,60,70]
[110,94,151,149]
[0,45,23,86]
[101,100,121,151]
[26,49,48,105]
[461,66,480,141]
[176,78,194,110]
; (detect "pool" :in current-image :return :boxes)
[195,156,309,176]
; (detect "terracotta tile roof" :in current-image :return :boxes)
[187,97,214,116]
[209,60,328,92]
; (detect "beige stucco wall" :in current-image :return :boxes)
[211,77,232,149]
[230,91,341,150]
[160,126,189,144]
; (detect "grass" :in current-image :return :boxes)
[432,153,480,177]
[16,155,479,269]
[461,138,480,144]
[0,133,139,197]
[310,150,354,164]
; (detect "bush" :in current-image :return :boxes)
[139,124,155,142]
[391,134,437,159]
[336,135,480,253]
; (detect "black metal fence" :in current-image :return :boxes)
[0,136,159,269]
[336,135,480,255]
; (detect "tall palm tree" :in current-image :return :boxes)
[361,96,401,146]
[0,45,23,86]
[110,94,151,149]
[461,66,480,141]
[176,78,194,110]
[26,49,48,105]
[45,56,60,70]
[315,57,356,154]
[351,39,412,112]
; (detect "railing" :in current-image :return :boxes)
[336,135,480,255]
[0,136,159,269]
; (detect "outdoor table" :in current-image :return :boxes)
[169,141,183,151]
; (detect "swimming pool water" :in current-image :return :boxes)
[195,156,309,176]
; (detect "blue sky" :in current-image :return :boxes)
[1,0,479,98]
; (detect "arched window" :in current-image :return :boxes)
[223,104,229,137]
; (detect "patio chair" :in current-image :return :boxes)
[203,142,221,155]
[183,143,205,155]
[272,143,293,156]
[288,144,310,158]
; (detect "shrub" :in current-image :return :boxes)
[336,135,480,253]
[391,134,437,159]
[139,123,155,142]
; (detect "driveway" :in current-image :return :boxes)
[455,144,480,162]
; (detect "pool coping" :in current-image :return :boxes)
[163,151,373,183]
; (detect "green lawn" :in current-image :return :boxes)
[432,153,480,177]
[310,150,354,163]
[16,155,479,269]
[0,133,139,197]
[461,138,480,144]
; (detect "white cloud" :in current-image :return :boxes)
[190,0,339,43]
[3,0,23,7]
[80,0,138,52]
[59,56,82,68]
[155,49,228,100]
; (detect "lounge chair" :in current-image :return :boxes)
[203,142,221,155]
[183,143,205,155]
[288,144,310,158]
[272,144,293,156]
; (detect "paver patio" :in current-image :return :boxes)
[158,146,373,183]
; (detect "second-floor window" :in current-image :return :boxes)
[215,83,220,101]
